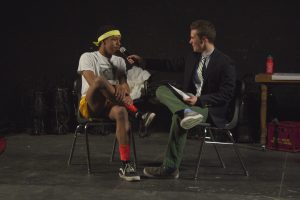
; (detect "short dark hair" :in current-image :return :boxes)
[190,20,216,43]
[96,25,118,38]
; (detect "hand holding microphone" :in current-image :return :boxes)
[119,47,144,66]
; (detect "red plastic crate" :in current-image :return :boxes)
[267,121,300,152]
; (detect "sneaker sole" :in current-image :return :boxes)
[143,168,179,179]
[119,173,141,182]
[144,113,156,127]
[180,114,203,130]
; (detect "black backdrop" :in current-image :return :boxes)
[1,0,300,135]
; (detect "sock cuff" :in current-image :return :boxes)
[184,108,193,113]
[125,104,138,113]
[119,144,130,161]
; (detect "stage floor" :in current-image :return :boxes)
[0,132,299,200]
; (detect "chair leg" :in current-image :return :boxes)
[138,120,143,137]
[194,128,206,179]
[110,137,117,162]
[85,125,92,174]
[131,128,137,169]
[68,125,81,165]
[138,120,149,138]
[226,130,249,176]
[145,126,149,137]
[207,128,226,168]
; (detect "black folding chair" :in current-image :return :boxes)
[193,80,249,179]
[67,77,137,174]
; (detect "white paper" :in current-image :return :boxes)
[271,73,300,80]
[168,84,191,100]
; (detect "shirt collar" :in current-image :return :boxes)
[97,51,114,65]
[201,47,215,58]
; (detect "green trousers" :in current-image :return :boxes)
[156,85,208,169]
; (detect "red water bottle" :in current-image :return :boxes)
[266,55,274,74]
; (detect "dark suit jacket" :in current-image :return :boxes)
[145,49,236,127]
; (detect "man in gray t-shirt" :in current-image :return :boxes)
[77,25,155,182]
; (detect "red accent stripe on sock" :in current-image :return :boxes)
[125,104,138,113]
[0,138,6,155]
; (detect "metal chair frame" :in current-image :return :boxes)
[193,80,249,179]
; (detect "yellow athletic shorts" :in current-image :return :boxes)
[79,96,89,119]
[79,96,113,119]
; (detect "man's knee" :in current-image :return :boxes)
[93,76,107,89]
[113,106,128,121]
[156,85,169,100]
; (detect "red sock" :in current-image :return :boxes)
[119,144,130,161]
[125,104,138,113]
[0,138,6,154]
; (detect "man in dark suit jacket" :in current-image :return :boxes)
[128,19,236,179]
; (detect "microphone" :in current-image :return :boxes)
[119,46,131,57]
[119,47,137,66]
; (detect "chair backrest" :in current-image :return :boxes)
[73,75,82,104]
[225,80,245,130]
[72,76,87,123]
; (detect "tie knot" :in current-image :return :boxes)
[201,57,207,64]
[200,57,207,68]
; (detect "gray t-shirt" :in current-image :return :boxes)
[77,51,126,96]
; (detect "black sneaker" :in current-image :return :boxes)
[140,112,156,128]
[143,165,179,179]
[119,162,140,181]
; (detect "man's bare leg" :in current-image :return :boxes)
[85,76,130,158]
[85,76,116,115]
[85,76,155,128]
[84,76,139,181]
[108,105,130,145]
